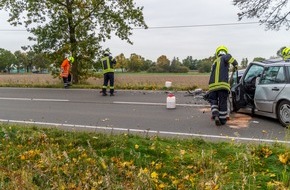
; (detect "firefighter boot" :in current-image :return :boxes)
[102,88,107,96]
[214,116,221,126]
[110,89,114,96]
[220,119,227,125]
[64,83,69,89]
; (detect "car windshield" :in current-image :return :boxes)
[243,64,264,83]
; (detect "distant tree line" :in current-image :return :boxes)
[0,47,284,76]
[0,48,50,74]
[99,53,220,73]
[0,48,217,74]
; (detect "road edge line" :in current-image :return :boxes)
[0,119,289,144]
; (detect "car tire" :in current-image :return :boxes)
[277,100,290,127]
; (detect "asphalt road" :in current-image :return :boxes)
[0,87,289,144]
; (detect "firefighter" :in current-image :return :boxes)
[101,51,116,96]
[281,47,290,61]
[208,45,238,126]
[60,56,74,89]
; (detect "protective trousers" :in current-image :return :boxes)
[62,73,72,88]
[102,72,114,95]
[209,90,228,125]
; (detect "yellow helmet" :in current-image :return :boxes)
[215,45,228,57]
[68,56,74,63]
[281,47,290,57]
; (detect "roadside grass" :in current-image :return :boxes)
[0,124,289,189]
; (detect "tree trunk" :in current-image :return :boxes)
[67,0,78,84]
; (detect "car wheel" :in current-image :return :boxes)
[277,100,290,127]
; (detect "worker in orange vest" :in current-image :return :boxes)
[60,56,74,88]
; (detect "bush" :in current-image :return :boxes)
[170,65,189,73]
[147,66,166,73]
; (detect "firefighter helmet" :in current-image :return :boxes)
[68,56,74,63]
[215,45,228,57]
[282,47,290,57]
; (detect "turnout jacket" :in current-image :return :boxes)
[208,54,238,92]
[284,55,290,61]
[101,56,116,74]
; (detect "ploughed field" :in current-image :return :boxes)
[0,73,210,90]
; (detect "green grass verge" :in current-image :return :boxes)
[0,124,289,189]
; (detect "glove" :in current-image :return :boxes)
[61,68,64,73]
[232,66,238,72]
[203,92,210,102]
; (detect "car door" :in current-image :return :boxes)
[231,64,264,111]
[255,66,286,112]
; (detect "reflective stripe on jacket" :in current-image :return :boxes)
[208,54,238,92]
[284,55,290,61]
[60,59,70,78]
[101,56,116,74]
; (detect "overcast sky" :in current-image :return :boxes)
[1,0,290,63]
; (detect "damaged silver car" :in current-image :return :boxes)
[230,58,290,127]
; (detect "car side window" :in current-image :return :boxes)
[276,67,285,83]
[260,66,285,84]
[288,67,290,82]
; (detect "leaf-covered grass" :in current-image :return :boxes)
[0,124,289,189]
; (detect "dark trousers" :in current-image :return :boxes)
[62,73,72,88]
[102,72,114,94]
[209,90,228,125]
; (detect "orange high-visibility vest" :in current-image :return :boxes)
[60,59,70,77]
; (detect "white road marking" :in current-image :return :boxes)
[0,97,69,102]
[0,97,31,101]
[113,101,210,107]
[114,101,164,106]
[0,119,289,144]
[33,98,69,102]
[0,96,209,107]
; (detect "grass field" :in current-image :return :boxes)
[0,73,210,90]
[0,124,289,189]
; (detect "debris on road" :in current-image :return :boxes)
[185,88,203,96]
[227,113,251,128]
[198,107,251,129]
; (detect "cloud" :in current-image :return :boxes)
[1,0,289,63]
[103,0,290,62]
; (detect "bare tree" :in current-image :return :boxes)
[233,0,290,30]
